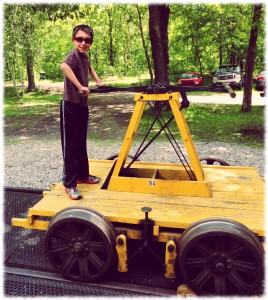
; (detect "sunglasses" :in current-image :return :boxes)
[74,37,93,44]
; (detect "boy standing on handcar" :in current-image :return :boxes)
[60,24,103,200]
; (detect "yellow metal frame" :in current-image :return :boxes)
[107,92,212,197]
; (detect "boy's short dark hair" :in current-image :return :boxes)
[72,24,94,40]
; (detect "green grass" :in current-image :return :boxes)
[4,86,264,148]
[137,104,264,148]
[4,87,61,117]
[188,105,264,147]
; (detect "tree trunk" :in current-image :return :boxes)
[219,16,223,66]
[136,5,154,84]
[242,4,263,112]
[149,4,170,85]
[191,34,203,76]
[107,8,114,67]
[23,19,36,92]
[26,46,36,92]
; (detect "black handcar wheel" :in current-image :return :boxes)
[177,218,264,296]
[200,157,230,166]
[45,207,117,282]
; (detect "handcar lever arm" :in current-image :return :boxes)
[88,83,236,98]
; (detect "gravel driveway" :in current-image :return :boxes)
[4,138,264,190]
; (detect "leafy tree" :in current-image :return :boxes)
[4,3,86,91]
[4,3,265,93]
[169,3,266,80]
[4,5,24,97]
[125,5,153,84]
[4,5,36,93]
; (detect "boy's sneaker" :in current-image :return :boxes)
[77,175,101,184]
[65,187,82,200]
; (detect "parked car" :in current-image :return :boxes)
[178,72,204,86]
[212,65,244,90]
[255,71,266,91]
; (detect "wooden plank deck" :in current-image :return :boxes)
[27,160,265,236]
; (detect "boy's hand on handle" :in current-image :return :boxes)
[78,86,90,96]
[96,81,105,87]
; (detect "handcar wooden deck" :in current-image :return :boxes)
[13,160,264,236]
[12,85,264,297]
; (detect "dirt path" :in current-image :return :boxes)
[5,81,140,141]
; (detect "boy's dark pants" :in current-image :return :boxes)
[60,100,89,188]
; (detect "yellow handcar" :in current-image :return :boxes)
[12,85,264,296]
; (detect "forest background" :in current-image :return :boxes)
[3,3,265,93]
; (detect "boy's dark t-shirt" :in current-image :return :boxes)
[62,48,91,106]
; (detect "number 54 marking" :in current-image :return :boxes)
[148,180,156,186]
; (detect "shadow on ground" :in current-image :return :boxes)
[4,92,137,142]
